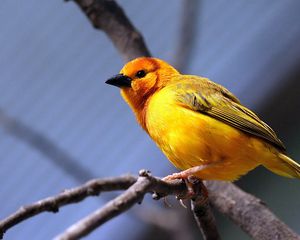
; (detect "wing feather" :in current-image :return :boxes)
[174,78,286,151]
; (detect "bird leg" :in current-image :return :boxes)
[163,165,210,201]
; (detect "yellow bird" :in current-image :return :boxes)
[106,57,300,181]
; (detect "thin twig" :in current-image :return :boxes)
[54,172,153,240]
[191,179,221,240]
[0,175,136,238]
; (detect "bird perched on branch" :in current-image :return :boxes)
[106,57,300,181]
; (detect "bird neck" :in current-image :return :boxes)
[121,89,154,132]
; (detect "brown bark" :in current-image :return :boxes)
[73,0,151,62]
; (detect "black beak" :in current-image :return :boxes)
[105,74,132,88]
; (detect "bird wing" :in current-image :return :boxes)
[174,77,286,151]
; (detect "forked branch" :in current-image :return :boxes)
[0,171,217,240]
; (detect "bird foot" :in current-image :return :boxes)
[163,167,209,203]
[162,166,205,181]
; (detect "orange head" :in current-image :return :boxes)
[106,57,179,128]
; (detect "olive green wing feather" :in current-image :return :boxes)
[174,78,286,151]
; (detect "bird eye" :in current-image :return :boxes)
[135,70,146,78]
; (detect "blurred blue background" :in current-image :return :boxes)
[1,0,300,239]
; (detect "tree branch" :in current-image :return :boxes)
[54,171,154,240]
[192,180,220,240]
[1,171,299,239]
[206,181,300,240]
[73,0,151,62]
[0,175,136,238]
[0,171,203,239]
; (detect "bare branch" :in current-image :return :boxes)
[192,180,221,240]
[206,181,300,240]
[54,173,153,240]
[53,171,216,240]
[72,0,151,62]
[1,171,299,239]
[0,170,192,238]
[0,175,136,238]
[0,169,215,239]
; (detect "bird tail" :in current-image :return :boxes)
[263,153,300,178]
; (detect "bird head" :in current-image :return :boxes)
[106,57,179,113]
